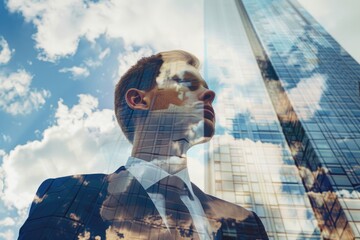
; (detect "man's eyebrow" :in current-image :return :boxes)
[180,72,209,89]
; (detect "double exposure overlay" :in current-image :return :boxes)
[13,0,360,239]
[19,51,268,239]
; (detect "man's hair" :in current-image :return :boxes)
[114,50,200,143]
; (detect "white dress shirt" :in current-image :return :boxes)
[125,156,212,240]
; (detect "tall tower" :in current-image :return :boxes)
[205,0,360,239]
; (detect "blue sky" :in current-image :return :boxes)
[0,0,359,239]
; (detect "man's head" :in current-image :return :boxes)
[114,50,215,144]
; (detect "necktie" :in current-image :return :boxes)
[147,175,199,239]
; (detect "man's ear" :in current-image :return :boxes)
[125,88,150,110]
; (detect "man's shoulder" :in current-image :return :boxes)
[20,172,112,239]
[206,194,268,238]
[206,193,255,220]
[37,172,108,194]
[192,184,268,239]
[20,167,131,238]
[192,183,253,219]
[28,167,129,216]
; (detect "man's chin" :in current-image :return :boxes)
[189,136,212,147]
[203,119,215,138]
[188,120,214,146]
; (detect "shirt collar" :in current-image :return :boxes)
[125,156,195,197]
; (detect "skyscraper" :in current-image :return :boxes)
[204,0,360,239]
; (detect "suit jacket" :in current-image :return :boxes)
[19,166,268,240]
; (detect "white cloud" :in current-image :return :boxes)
[0,217,15,226]
[206,39,257,86]
[84,47,111,69]
[335,189,360,199]
[299,0,360,64]
[188,144,207,190]
[6,0,203,62]
[1,134,11,143]
[0,153,4,195]
[99,47,110,60]
[214,88,247,127]
[0,69,50,115]
[117,46,153,80]
[213,84,278,128]
[1,94,131,212]
[0,229,14,240]
[59,66,90,79]
[298,166,314,189]
[0,37,13,65]
[288,73,327,120]
[84,58,101,68]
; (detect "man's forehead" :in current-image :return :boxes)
[156,60,205,85]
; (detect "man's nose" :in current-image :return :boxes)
[199,89,216,104]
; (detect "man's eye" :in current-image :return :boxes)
[179,81,191,87]
[179,80,199,91]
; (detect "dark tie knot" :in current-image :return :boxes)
[159,175,187,195]
[147,175,189,198]
[161,175,185,189]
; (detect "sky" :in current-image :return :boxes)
[0,0,359,239]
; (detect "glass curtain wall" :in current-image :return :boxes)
[242,0,360,238]
[204,0,320,238]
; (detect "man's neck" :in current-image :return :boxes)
[132,153,187,174]
[131,134,190,174]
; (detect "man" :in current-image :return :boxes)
[19,50,268,239]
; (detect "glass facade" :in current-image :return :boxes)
[205,0,360,239]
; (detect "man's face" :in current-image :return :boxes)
[144,60,216,144]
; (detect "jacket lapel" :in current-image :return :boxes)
[191,183,224,239]
[100,169,172,239]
